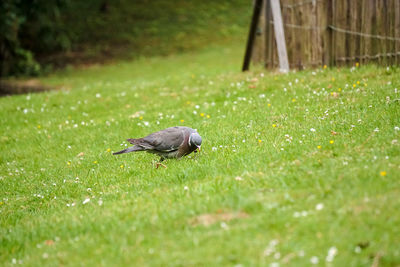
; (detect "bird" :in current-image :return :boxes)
[113,126,202,168]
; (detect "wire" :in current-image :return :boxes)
[328,25,400,42]
[282,0,321,9]
[268,20,324,31]
[263,3,400,65]
[336,51,400,61]
[267,21,400,42]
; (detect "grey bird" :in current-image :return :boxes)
[113,126,202,168]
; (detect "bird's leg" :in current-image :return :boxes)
[193,147,201,159]
[155,162,167,169]
[155,158,167,169]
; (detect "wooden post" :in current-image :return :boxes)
[252,0,266,65]
[242,0,263,71]
[264,0,272,68]
[270,0,289,73]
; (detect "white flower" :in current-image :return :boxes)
[326,247,338,262]
[264,239,278,256]
[310,128,316,132]
[235,176,243,181]
[374,128,379,132]
[212,147,217,151]
[310,256,319,264]
[395,126,399,131]
[183,186,189,191]
[269,239,279,247]
[315,203,324,210]
[96,93,101,98]
[82,198,90,205]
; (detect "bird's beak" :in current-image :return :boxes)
[197,146,201,152]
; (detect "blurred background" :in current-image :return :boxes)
[0,0,251,78]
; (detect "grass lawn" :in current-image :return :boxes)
[1,43,400,266]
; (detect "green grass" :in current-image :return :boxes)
[1,43,400,266]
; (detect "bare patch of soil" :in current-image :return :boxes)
[189,211,249,227]
[0,79,54,96]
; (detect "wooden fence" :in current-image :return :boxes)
[246,0,400,70]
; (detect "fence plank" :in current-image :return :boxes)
[311,0,319,66]
[252,0,399,70]
[295,2,305,69]
[327,0,334,66]
[391,0,396,65]
[356,0,362,64]
[395,0,400,65]
[387,0,394,65]
[334,0,345,66]
[361,0,371,65]
[381,0,387,65]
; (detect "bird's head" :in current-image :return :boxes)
[189,132,202,152]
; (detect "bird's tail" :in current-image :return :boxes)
[113,146,141,155]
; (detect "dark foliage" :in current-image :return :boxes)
[0,0,72,77]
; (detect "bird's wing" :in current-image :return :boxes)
[141,127,186,152]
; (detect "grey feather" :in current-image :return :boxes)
[113,146,143,155]
[113,126,202,161]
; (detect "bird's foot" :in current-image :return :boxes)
[155,162,167,169]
